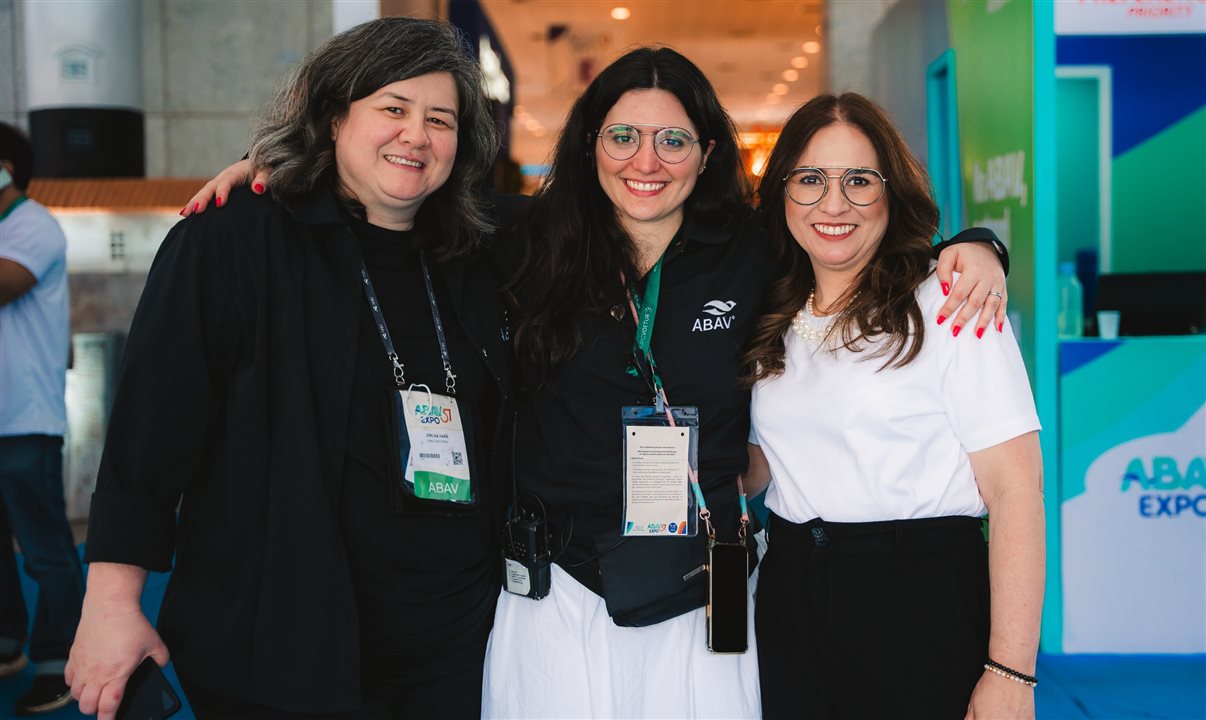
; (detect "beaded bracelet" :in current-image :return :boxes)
[984,658,1038,687]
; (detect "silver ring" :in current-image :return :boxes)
[987,290,1003,298]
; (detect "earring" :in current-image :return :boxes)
[698,164,706,175]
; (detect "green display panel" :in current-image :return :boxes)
[947,0,1036,378]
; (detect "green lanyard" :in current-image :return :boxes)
[627,255,667,401]
[621,255,750,540]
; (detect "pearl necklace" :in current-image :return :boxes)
[790,291,832,343]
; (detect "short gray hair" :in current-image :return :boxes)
[249,17,500,259]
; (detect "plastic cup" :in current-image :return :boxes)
[1097,310,1121,340]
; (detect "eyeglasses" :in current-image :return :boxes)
[596,123,700,164]
[782,167,888,207]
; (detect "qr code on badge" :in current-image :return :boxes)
[451,450,464,466]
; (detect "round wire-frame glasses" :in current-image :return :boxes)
[782,166,889,207]
[596,123,700,164]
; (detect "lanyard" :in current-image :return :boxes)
[626,256,667,403]
[0,195,28,223]
[359,251,457,395]
[621,259,749,541]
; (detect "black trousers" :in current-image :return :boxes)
[755,513,990,720]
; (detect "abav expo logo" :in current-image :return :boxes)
[1103,409,1206,519]
[1123,455,1205,518]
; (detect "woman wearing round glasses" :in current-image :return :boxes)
[182,48,1010,718]
[743,93,1043,719]
[481,50,1013,717]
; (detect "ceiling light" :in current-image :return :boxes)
[772,83,789,95]
[751,150,769,177]
[803,41,821,54]
[815,24,823,37]
[791,56,808,69]
[611,7,631,20]
[782,69,799,82]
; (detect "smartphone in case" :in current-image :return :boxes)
[116,657,181,720]
[706,540,749,653]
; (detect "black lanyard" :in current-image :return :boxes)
[359,252,457,395]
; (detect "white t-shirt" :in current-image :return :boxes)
[750,272,1040,524]
[0,197,69,436]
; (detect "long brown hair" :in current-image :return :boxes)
[743,93,938,384]
[510,47,750,385]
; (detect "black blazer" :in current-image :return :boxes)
[85,186,511,712]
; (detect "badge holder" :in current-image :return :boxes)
[620,404,699,538]
[615,262,749,651]
[362,253,476,512]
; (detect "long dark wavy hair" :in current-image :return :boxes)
[512,46,751,383]
[248,17,499,262]
[742,93,939,384]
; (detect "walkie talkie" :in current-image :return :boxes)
[502,494,552,599]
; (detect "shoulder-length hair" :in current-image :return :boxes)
[513,46,751,383]
[248,17,500,262]
[743,93,939,384]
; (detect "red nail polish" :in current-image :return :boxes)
[215,196,223,208]
[179,207,187,216]
[937,314,946,325]
[997,321,1004,333]
[193,203,200,212]
[976,327,985,339]
[952,325,962,337]
[253,183,264,194]
[941,282,950,296]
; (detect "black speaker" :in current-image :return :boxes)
[29,108,144,178]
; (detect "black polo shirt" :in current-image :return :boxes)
[514,210,770,594]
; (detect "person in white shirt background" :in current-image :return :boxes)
[0,122,83,716]
[742,93,1045,720]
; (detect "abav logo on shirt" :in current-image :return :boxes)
[692,300,737,332]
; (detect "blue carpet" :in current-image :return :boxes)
[4,546,1204,718]
[1,547,192,719]
[1036,653,1206,719]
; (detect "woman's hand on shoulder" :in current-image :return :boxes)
[934,241,1008,339]
[65,564,169,720]
[965,670,1035,720]
[181,159,270,217]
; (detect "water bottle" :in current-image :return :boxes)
[1057,262,1084,338]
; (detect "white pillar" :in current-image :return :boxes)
[22,0,144,176]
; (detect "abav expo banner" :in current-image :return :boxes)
[1059,339,1205,653]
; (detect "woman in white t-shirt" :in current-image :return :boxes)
[743,93,1044,720]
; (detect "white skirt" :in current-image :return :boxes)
[482,562,761,719]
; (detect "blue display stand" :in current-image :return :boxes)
[1058,337,1205,653]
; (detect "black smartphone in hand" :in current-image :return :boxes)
[116,657,181,720]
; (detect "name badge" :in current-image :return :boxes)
[399,385,472,503]
[621,405,700,537]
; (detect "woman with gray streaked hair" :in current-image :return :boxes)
[64,17,510,719]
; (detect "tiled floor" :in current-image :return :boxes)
[4,548,1204,719]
